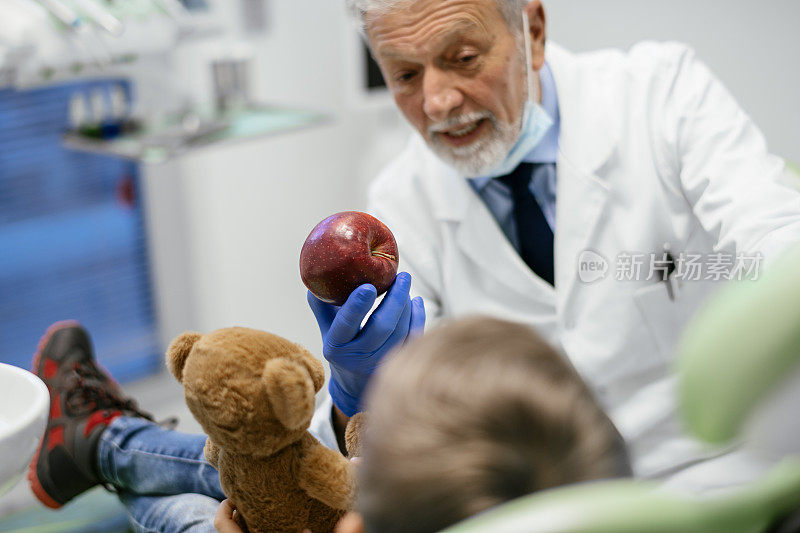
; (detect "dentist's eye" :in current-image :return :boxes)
[458,54,477,63]
[396,71,417,82]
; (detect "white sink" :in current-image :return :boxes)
[0,363,49,496]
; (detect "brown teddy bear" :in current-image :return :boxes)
[166,326,360,533]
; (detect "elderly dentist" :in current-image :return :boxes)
[306,0,800,493]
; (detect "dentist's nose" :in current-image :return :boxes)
[422,69,463,123]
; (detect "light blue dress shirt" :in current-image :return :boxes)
[468,62,560,250]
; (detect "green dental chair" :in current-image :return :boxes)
[443,243,800,533]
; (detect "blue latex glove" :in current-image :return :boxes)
[307,271,425,416]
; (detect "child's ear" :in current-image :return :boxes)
[166,332,202,382]
[334,512,365,533]
[262,358,316,430]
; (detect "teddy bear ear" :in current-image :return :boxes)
[296,346,324,392]
[306,357,325,392]
[262,358,316,430]
[165,332,202,382]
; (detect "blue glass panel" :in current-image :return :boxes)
[0,80,160,383]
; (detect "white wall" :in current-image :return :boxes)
[545,0,800,164]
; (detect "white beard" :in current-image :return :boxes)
[426,100,525,178]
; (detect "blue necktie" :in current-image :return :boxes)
[498,162,555,285]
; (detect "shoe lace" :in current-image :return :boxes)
[64,362,153,421]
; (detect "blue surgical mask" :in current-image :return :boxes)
[480,10,553,179]
[480,100,553,178]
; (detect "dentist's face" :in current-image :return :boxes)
[366,0,531,176]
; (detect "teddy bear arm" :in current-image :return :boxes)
[204,438,220,469]
[297,443,355,510]
[344,412,367,457]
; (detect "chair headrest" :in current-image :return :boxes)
[677,244,800,445]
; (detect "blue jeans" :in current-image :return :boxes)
[97,416,225,533]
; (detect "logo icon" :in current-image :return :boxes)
[577,250,608,283]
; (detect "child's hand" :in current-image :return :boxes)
[214,500,244,533]
[334,512,365,532]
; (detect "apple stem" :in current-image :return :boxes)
[371,251,397,261]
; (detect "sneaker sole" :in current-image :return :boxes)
[27,320,82,509]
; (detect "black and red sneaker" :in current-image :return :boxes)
[27,321,154,509]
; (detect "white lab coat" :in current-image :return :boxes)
[312,41,800,492]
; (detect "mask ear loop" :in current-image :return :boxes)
[521,9,538,104]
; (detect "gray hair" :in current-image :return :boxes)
[346,0,529,37]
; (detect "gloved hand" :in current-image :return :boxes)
[307,272,425,416]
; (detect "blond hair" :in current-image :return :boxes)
[358,316,630,533]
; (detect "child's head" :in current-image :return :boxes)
[348,316,631,533]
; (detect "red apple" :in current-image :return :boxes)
[300,211,399,306]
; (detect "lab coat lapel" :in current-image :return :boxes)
[413,144,548,299]
[456,191,553,298]
[555,156,613,306]
[546,43,618,308]
[420,150,552,298]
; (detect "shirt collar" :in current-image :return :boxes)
[470,61,560,191]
